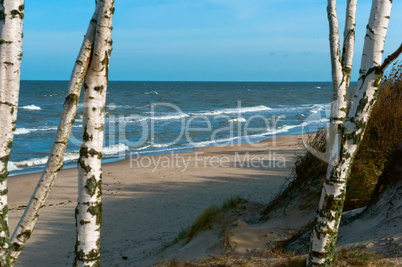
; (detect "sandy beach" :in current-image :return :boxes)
[8,134,303,266]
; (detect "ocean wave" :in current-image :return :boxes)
[265,118,329,136]
[309,103,330,114]
[15,127,58,135]
[12,143,130,168]
[259,105,310,114]
[144,91,158,95]
[180,125,299,148]
[119,113,190,123]
[133,143,172,151]
[12,156,52,168]
[102,143,130,155]
[150,143,170,148]
[15,128,31,135]
[266,124,300,135]
[43,94,60,97]
[228,117,247,123]
[21,105,41,110]
[188,137,242,148]
[194,105,272,116]
[7,162,21,172]
[151,113,189,121]
[107,104,137,110]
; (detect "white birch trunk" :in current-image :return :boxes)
[9,6,100,265]
[326,0,346,171]
[341,0,357,87]
[324,0,357,225]
[307,0,392,265]
[326,0,357,158]
[74,0,114,266]
[0,1,24,265]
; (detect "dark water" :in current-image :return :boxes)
[9,81,339,175]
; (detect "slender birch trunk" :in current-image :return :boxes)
[307,0,392,265]
[341,0,357,89]
[326,0,347,168]
[326,0,357,163]
[9,7,101,265]
[0,1,24,265]
[74,0,114,266]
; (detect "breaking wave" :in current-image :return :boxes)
[21,105,41,110]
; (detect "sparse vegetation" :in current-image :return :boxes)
[159,246,392,267]
[333,246,392,267]
[162,196,247,250]
[261,130,327,219]
[346,62,402,210]
[273,63,402,212]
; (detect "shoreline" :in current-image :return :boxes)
[8,133,306,266]
[9,129,311,178]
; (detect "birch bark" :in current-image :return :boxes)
[326,0,357,165]
[9,6,100,265]
[307,0,392,265]
[74,0,114,266]
[326,0,347,170]
[0,1,24,265]
[341,0,357,88]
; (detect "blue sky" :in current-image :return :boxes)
[21,0,402,82]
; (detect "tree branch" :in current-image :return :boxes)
[378,43,402,74]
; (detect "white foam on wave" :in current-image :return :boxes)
[259,105,308,114]
[103,143,130,155]
[12,156,51,168]
[309,103,330,114]
[15,128,31,135]
[120,113,190,123]
[265,118,330,136]
[151,113,189,121]
[228,117,247,123]
[150,143,170,148]
[11,143,130,169]
[144,91,158,95]
[13,150,82,168]
[107,104,135,110]
[266,124,300,135]
[7,162,21,171]
[133,143,171,151]
[189,136,242,148]
[194,105,272,116]
[21,105,41,110]
[15,127,58,135]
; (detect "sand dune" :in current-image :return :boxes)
[8,134,303,266]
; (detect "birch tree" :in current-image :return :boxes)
[9,6,101,265]
[0,1,24,265]
[307,0,399,265]
[74,0,114,266]
[326,0,357,167]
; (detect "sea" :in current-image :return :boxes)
[9,81,342,176]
